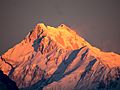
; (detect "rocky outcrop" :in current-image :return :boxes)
[0,23,120,90]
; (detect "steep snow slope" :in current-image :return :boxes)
[0,23,120,90]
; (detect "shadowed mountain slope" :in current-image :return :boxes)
[0,23,120,90]
[0,70,19,90]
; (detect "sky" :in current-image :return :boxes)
[0,0,120,55]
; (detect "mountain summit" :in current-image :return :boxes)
[0,23,120,90]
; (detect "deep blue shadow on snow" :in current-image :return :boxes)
[80,58,97,80]
[64,48,89,76]
[23,46,89,90]
[32,36,45,52]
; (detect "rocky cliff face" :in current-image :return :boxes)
[0,23,120,90]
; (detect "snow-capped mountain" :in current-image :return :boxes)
[0,23,120,90]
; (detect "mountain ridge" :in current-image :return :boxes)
[0,23,120,90]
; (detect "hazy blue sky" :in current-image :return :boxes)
[0,0,120,55]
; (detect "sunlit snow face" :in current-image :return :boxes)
[0,0,120,55]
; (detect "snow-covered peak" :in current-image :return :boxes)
[24,23,91,50]
[0,23,120,90]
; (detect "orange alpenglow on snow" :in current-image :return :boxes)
[0,23,120,90]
